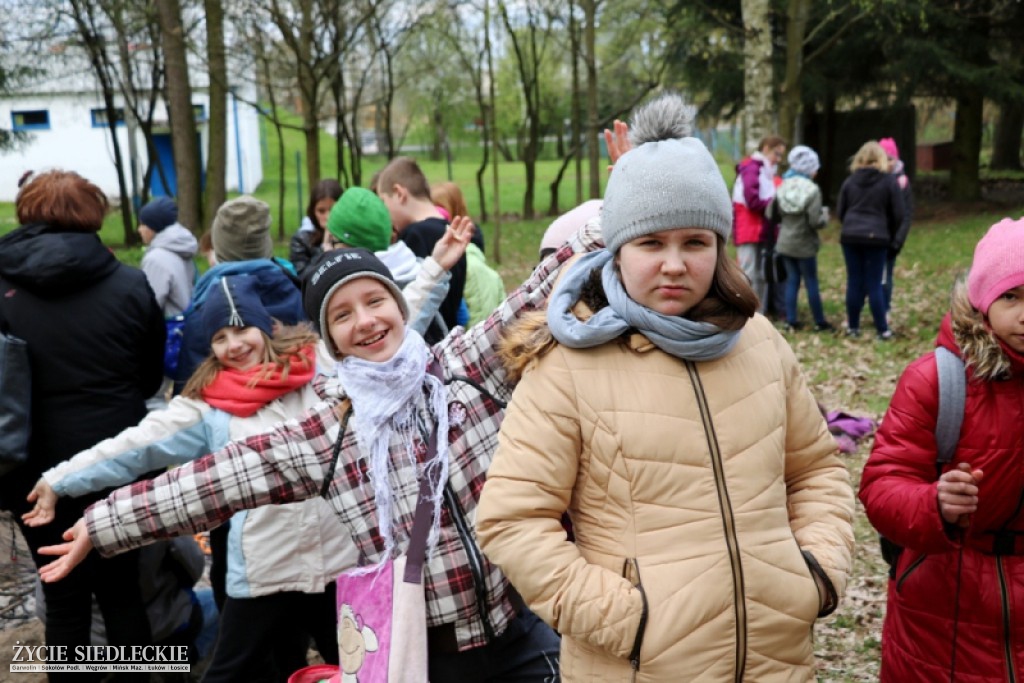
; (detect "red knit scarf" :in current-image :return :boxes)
[201,345,316,417]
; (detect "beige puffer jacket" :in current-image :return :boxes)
[477,314,854,682]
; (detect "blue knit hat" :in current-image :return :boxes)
[139,197,178,232]
[202,276,274,343]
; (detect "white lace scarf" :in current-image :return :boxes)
[337,329,449,571]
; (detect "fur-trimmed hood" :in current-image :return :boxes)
[943,276,1023,381]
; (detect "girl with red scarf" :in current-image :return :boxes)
[22,276,355,683]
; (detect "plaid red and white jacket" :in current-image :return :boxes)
[86,221,603,652]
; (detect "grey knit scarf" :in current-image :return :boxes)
[546,250,741,361]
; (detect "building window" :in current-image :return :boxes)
[91,107,126,127]
[192,103,207,122]
[11,110,50,131]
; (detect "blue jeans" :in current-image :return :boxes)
[883,253,897,312]
[428,609,560,683]
[842,244,889,333]
[781,255,826,326]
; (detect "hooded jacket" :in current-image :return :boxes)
[141,223,198,316]
[0,223,164,505]
[769,175,827,259]
[477,301,855,681]
[732,153,777,246]
[837,168,904,248]
[859,281,1024,683]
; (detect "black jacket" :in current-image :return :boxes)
[0,223,164,505]
[837,168,905,248]
[399,217,467,341]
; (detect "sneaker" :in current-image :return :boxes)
[784,321,804,332]
[845,328,861,338]
[877,330,894,341]
[814,321,835,332]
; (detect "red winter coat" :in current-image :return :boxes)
[860,290,1024,683]
[731,154,776,246]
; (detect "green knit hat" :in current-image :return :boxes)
[326,187,392,253]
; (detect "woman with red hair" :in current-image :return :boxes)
[0,170,165,680]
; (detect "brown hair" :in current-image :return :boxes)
[685,239,759,329]
[199,229,214,253]
[16,170,109,232]
[181,322,319,398]
[759,135,786,153]
[376,157,431,200]
[431,181,468,220]
[307,179,343,231]
[850,141,889,173]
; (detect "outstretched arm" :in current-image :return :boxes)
[41,400,343,570]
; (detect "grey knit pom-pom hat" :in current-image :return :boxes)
[601,94,732,253]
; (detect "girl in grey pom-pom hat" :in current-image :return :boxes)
[476,93,855,681]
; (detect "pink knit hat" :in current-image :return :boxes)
[878,137,899,160]
[968,217,1024,314]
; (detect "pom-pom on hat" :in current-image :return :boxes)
[302,248,409,359]
[787,145,820,177]
[879,137,900,160]
[138,197,178,232]
[201,276,274,344]
[968,217,1024,314]
[601,94,732,254]
[211,196,273,263]
[326,187,392,253]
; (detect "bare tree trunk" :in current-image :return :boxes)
[486,0,501,262]
[583,0,600,198]
[991,102,1024,171]
[156,0,202,232]
[569,0,582,206]
[741,0,774,151]
[778,0,809,147]
[68,0,137,245]
[203,0,228,230]
[950,87,983,202]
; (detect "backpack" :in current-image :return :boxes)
[879,346,965,577]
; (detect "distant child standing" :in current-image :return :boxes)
[769,145,833,332]
[860,217,1024,682]
[878,137,913,317]
[732,135,786,315]
[138,196,198,318]
[837,140,904,339]
[377,157,467,340]
[290,179,343,278]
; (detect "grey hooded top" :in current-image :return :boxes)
[141,222,198,316]
[770,176,827,259]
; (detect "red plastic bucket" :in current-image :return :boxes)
[287,664,341,683]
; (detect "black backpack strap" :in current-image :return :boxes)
[934,346,966,471]
[319,400,352,498]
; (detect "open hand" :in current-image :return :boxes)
[432,216,475,272]
[603,119,632,171]
[937,462,984,526]
[38,518,93,583]
[22,479,58,527]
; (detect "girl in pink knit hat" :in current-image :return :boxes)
[860,216,1024,682]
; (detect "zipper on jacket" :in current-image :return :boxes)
[622,558,648,679]
[685,361,747,683]
[996,557,1017,683]
[895,554,927,593]
[444,483,497,642]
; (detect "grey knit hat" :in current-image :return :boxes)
[601,94,732,254]
[211,196,274,263]
[788,145,820,177]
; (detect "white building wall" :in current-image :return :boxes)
[0,88,263,203]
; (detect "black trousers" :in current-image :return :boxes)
[15,495,152,683]
[201,584,338,683]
